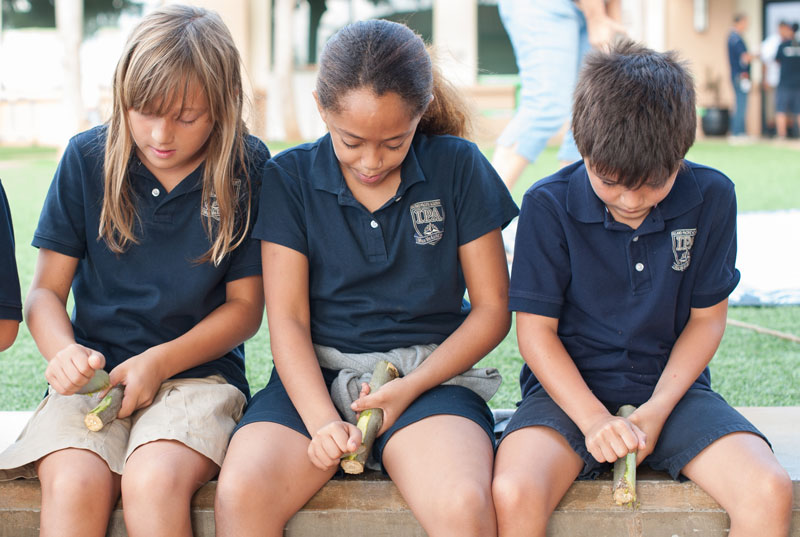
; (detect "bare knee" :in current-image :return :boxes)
[443,479,493,521]
[121,458,194,508]
[215,460,268,513]
[492,471,552,526]
[729,463,793,530]
[39,453,116,504]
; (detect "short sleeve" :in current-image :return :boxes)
[222,137,271,283]
[508,189,569,318]
[0,181,22,321]
[690,181,740,308]
[32,136,90,258]
[253,160,309,256]
[453,142,519,246]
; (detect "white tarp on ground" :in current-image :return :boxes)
[502,209,800,306]
[731,209,800,305]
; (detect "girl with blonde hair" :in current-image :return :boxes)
[0,5,269,536]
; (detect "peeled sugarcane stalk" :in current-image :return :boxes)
[84,385,124,432]
[340,360,400,474]
[612,404,638,506]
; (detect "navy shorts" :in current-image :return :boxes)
[497,387,769,480]
[236,367,495,473]
[776,86,800,114]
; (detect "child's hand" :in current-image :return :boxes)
[308,420,362,471]
[627,402,668,465]
[584,413,647,464]
[45,343,105,395]
[350,377,414,435]
[108,350,165,419]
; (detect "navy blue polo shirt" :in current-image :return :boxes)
[255,132,518,353]
[509,160,740,407]
[777,39,800,88]
[728,30,750,80]
[33,126,269,396]
[0,179,22,322]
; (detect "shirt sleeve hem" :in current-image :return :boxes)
[509,296,562,318]
[691,271,741,309]
[252,231,308,257]
[32,235,84,259]
[0,305,22,321]
[224,263,263,283]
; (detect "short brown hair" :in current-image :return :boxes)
[572,39,696,189]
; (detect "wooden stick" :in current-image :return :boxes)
[84,385,124,432]
[727,318,800,344]
[612,404,637,507]
[340,361,400,474]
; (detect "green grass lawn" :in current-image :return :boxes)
[0,141,798,410]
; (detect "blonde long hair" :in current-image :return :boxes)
[101,4,251,265]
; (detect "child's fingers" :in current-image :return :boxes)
[351,391,382,413]
[359,382,370,399]
[116,388,135,419]
[87,352,106,371]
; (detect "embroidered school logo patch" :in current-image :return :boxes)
[671,228,697,271]
[201,178,242,222]
[410,199,444,246]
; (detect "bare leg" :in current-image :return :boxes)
[681,432,792,537]
[493,426,583,537]
[776,112,788,138]
[121,440,218,537]
[381,415,496,537]
[491,143,531,194]
[215,423,337,537]
[37,448,121,537]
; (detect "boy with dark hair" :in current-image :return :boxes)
[492,40,792,537]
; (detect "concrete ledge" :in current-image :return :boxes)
[2,407,799,536]
[2,470,799,537]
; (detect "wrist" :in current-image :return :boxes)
[138,346,169,383]
[574,406,613,436]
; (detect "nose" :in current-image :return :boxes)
[619,189,644,210]
[151,118,174,145]
[361,146,382,171]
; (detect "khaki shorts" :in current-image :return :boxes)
[0,375,245,479]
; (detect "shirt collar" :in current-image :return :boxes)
[566,160,704,226]
[129,154,204,194]
[309,133,427,200]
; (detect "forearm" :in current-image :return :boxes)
[145,286,263,381]
[271,318,340,433]
[402,301,510,398]
[24,287,78,360]
[0,319,19,352]
[647,302,728,418]
[518,313,609,434]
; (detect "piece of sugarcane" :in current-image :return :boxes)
[340,360,400,474]
[612,404,638,506]
[84,385,125,432]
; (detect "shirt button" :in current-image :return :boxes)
[635,262,644,272]
[395,197,402,203]
[151,188,160,197]
[370,220,379,229]
[632,236,639,242]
